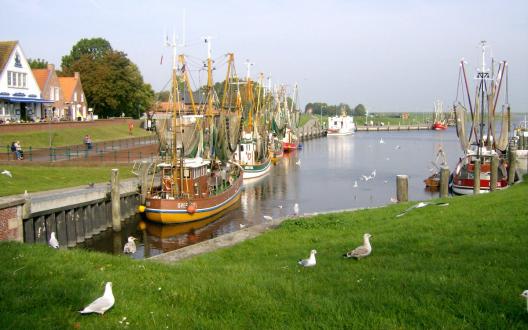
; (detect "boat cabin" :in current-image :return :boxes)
[158,158,211,198]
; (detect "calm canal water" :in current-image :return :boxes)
[83,128,463,258]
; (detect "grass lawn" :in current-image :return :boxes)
[0,178,527,328]
[0,165,135,197]
[0,124,153,149]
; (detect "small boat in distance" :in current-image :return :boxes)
[327,110,356,136]
[432,100,447,130]
[424,145,448,189]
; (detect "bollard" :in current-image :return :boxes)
[396,175,408,202]
[473,159,481,194]
[111,169,121,231]
[49,147,53,162]
[508,150,517,186]
[29,146,32,161]
[439,166,450,198]
[490,155,498,192]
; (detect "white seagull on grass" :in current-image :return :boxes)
[123,236,137,254]
[298,249,317,267]
[49,232,59,249]
[80,282,115,315]
[293,203,299,216]
[521,290,528,312]
[263,215,273,221]
[1,170,12,178]
[344,233,372,259]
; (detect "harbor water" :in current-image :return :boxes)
[83,128,463,258]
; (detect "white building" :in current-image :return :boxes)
[0,40,52,122]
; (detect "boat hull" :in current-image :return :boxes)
[327,129,354,136]
[241,158,272,179]
[144,175,243,224]
[432,122,447,130]
[283,142,298,151]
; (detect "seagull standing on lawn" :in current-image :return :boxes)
[1,170,12,178]
[80,282,115,315]
[123,236,137,254]
[344,233,372,259]
[521,290,528,312]
[49,232,59,249]
[298,249,317,267]
[293,203,299,216]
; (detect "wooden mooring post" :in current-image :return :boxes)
[490,155,498,192]
[473,159,481,194]
[396,175,408,202]
[111,168,121,231]
[439,166,450,198]
[508,148,517,186]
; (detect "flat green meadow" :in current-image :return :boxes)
[0,177,527,329]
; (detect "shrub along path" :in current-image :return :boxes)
[0,178,527,328]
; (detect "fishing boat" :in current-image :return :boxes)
[282,127,299,151]
[432,100,448,130]
[451,41,514,195]
[327,110,356,136]
[141,37,243,224]
[235,132,272,179]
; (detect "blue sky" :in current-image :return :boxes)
[1,0,527,112]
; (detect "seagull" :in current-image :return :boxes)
[353,181,358,188]
[344,233,372,259]
[396,202,449,217]
[361,175,373,181]
[293,203,299,216]
[239,224,246,229]
[295,159,301,166]
[1,170,12,178]
[379,138,385,144]
[521,290,528,312]
[263,215,273,221]
[277,205,283,209]
[80,282,115,315]
[298,249,317,267]
[390,197,398,203]
[395,145,401,150]
[123,236,137,254]
[371,169,376,178]
[49,232,59,249]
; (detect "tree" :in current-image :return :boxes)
[61,38,112,75]
[354,104,367,116]
[156,91,170,102]
[62,39,154,118]
[28,58,48,69]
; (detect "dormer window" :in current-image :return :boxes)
[14,53,22,68]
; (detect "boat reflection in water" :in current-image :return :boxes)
[140,202,241,257]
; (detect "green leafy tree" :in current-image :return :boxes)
[156,91,170,102]
[354,104,367,116]
[61,38,112,75]
[62,39,154,118]
[27,58,48,69]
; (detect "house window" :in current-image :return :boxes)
[12,72,17,86]
[21,73,26,87]
[81,93,84,102]
[7,72,11,86]
[54,87,60,101]
[74,92,77,102]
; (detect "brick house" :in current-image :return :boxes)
[32,63,64,120]
[58,72,88,121]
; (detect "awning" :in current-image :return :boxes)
[0,96,54,103]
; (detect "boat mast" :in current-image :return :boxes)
[245,60,254,131]
[476,41,490,158]
[204,36,214,121]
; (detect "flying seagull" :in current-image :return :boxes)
[344,233,372,259]
[80,282,115,315]
[123,236,137,254]
[1,170,12,178]
[298,249,317,267]
[293,203,299,216]
[521,290,528,312]
[396,201,449,217]
[49,232,59,249]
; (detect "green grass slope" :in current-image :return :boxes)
[0,180,527,329]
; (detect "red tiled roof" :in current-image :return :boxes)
[0,41,17,73]
[58,77,77,102]
[32,68,49,90]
